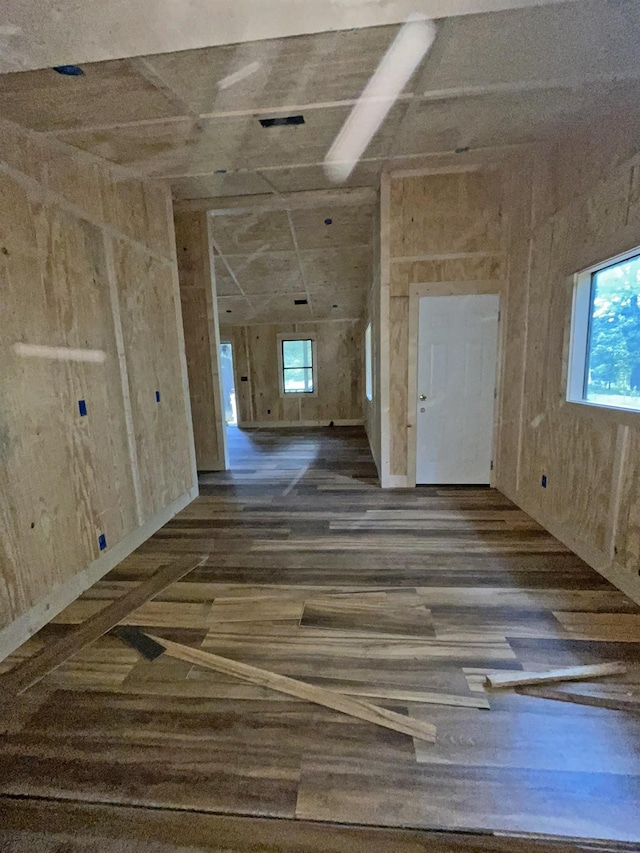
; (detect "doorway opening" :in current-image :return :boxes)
[219,341,237,427]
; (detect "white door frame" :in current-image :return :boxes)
[406,281,504,488]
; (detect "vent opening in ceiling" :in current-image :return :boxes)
[259,115,305,128]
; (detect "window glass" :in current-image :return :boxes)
[584,254,640,411]
[282,339,314,393]
[365,323,373,402]
[282,338,312,369]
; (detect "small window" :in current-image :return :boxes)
[568,248,640,413]
[365,323,373,402]
[280,337,315,394]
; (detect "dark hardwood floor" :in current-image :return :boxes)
[1,426,640,850]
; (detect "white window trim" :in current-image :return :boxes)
[567,245,640,416]
[277,334,318,398]
[365,323,373,402]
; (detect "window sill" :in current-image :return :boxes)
[564,399,640,427]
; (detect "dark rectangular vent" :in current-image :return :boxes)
[294,298,308,305]
[259,115,305,128]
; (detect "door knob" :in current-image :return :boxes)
[419,394,427,401]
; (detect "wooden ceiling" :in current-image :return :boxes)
[0,1,638,202]
[211,190,375,325]
[1,1,639,324]
[0,0,570,74]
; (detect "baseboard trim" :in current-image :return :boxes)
[364,422,381,479]
[0,485,198,662]
[499,486,640,607]
[381,474,409,489]
[237,419,364,429]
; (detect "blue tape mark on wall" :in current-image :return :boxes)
[54,65,84,76]
[78,399,87,417]
[155,390,161,403]
[98,533,107,551]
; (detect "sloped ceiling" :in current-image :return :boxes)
[0,1,638,203]
[1,1,639,325]
[0,0,580,73]
[211,192,375,325]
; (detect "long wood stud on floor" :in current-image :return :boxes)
[333,686,490,709]
[484,662,627,689]
[0,555,207,702]
[136,631,437,742]
[517,685,640,713]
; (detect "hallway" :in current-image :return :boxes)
[2,427,640,845]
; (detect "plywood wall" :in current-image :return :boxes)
[0,118,196,659]
[220,321,364,428]
[380,168,506,486]
[496,115,640,604]
[175,211,227,471]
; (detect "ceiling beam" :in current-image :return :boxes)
[177,187,377,215]
[0,0,582,74]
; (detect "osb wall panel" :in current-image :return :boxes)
[114,237,193,512]
[493,156,535,498]
[389,296,410,477]
[175,211,226,471]
[496,117,640,603]
[389,170,503,258]
[616,427,640,574]
[386,169,505,480]
[220,321,364,427]
[390,254,504,299]
[0,118,195,658]
[0,182,136,629]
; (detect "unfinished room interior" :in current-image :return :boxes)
[2,0,640,850]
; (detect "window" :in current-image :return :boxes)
[365,323,373,402]
[279,337,315,394]
[568,248,640,413]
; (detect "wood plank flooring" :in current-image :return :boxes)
[5,799,640,853]
[1,426,640,849]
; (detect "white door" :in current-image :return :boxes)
[415,294,499,485]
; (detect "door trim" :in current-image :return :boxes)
[406,281,504,488]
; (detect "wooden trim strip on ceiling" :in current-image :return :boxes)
[177,187,377,215]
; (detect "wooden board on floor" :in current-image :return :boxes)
[517,684,640,713]
[143,632,437,742]
[0,555,206,701]
[334,685,490,709]
[485,662,627,689]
